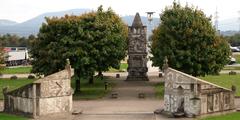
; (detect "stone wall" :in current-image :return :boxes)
[3,63,73,118]
[163,68,235,117]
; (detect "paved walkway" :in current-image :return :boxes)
[30,74,191,120]
[1,72,240,120]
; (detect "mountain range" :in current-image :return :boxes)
[0,9,238,37]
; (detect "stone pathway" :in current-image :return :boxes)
[104,76,159,100]
[1,72,240,120]
[0,73,191,120]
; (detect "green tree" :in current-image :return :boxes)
[0,34,29,47]
[225,33,240,46]
[151,2,230,76]
[30,6,127,92]
[0,47,5,73]
[94,7,128,77]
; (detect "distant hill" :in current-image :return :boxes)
[0,8,238,37]
[0,9,92,36]
[0,19,18,26]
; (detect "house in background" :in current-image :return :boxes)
[3,47,29,66]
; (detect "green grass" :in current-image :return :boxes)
[233,54,240,64]
[155,82,164,99]
[199,74,240,96]
[0,76,112,100]
[108,63,128,72]
[0,78,35,100]
[0,113,27,120]
[1,67,32,74]
[155,74,240,98]
[223,66,240,70]
[199,112,240,120]
[72,77,113,100]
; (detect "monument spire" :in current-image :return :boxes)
[132,13,143,28]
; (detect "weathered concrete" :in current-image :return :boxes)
[2,61,73,118]
[126,13,148,81]
[163,67,235,117]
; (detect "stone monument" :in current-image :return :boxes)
[3,60,73,118]
[163,64,235,117]
[126,13,148,81]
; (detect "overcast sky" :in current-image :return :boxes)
[1,0,240,23]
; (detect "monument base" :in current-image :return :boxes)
[125,76,149,81]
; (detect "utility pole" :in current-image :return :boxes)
[214,7,219,31]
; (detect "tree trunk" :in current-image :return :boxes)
[98,71,103,77]
[74,69,81,93]
[98,71,103,80]
[88,75,94,84]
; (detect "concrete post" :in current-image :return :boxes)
[32,84,37,118]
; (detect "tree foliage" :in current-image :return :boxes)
[225,33,240,46]
[0,45,4,73]
[30,6,127,91]
[0,34,30,47]
[151,2,230,76]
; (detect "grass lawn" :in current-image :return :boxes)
[108,63,128,72]
[0,76,112,100]
[199,74,240,96]
[155,74,240,98]
[0,113,27,120]
[155,82,164,99]
[0,78,35,100]
[72,77,113,100]
[223,66,240,70]
[199,112,240,120]
[1,67,32,74]
[233,54,240,64]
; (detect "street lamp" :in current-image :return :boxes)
[146,12,155,23]
[146,12,161,73]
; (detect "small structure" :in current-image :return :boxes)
[163,67,235,117]
[4,47,30,66]
[126,13,148,81]
[3,61,73,118]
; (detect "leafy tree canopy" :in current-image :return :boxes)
[0,34,30,47]
[30,6,127,90]
[0,47,4,73]
[225,33,240,46]
[151,2,230,76]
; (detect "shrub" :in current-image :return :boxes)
[10,75,18,80]
[27,75,35,79]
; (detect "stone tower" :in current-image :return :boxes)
[126,13,148,81]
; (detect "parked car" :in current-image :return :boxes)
[230,46,240,52]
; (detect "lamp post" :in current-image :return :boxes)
[146,12,155,23]
[146,12,155,53]
[146,12,160,73]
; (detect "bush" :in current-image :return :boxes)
[10,75,18,80]
[27,75,35,79]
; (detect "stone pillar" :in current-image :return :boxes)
[32,84,37,118]
[126,13,148,81]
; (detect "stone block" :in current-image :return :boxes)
[138,93,145,98]
[229,71,237,75]
[116,74,120,78]
[111,92,118,99]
